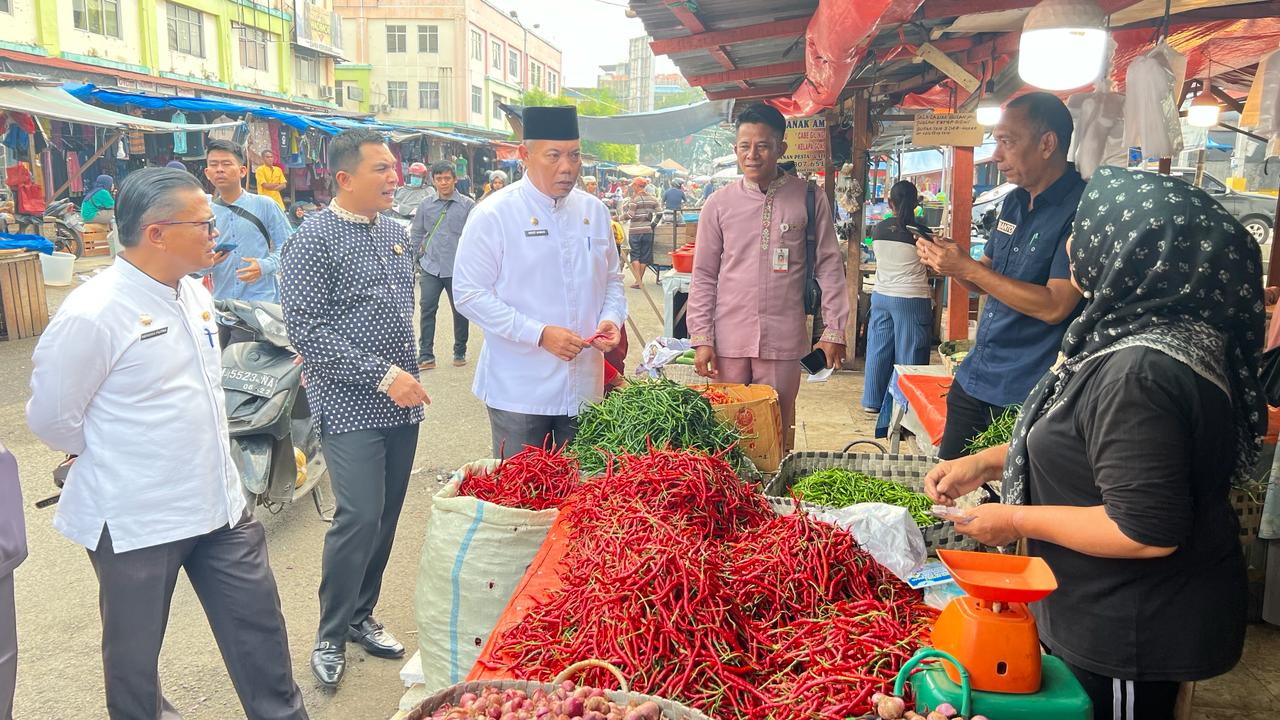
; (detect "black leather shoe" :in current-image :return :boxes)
[310,641,345,687]
[348,617,405,659]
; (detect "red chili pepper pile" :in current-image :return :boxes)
[458,446,580,511]
[698,386,735,405]
[483,449,937,719]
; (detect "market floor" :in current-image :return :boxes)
[6,261,1277,718]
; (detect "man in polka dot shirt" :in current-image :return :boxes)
[279,129,429,688]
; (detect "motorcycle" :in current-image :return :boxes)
[217,299,329,517]
[39,300,330,517]
[5,198,83,257]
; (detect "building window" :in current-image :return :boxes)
[418,81,440,110]
[386,24,406,53]
[0,1,10,13]
[167,4,205,58]
[239,27,270,70]
[530,62,542,89]
[548,70,558,95]
[491,40,502,71]
[73,0,120,37]
[471,86,482,115]
[470,30,482,62]
[418,25,439,53]
[387,81,408,110]
[295,56,320,85]
[508,49,520,80]
[492,93,503,122]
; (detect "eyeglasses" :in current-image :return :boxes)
[147,218,217,237]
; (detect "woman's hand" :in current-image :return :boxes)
[924,445,1006,505]
[953,503,1022,546]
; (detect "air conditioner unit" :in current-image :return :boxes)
[379,104,391,113]
[321,86,335,100]
[346,85,364,101]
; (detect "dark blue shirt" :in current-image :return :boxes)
[662,187,686,211]
[279,206,424,435]
[955,167,1086,408]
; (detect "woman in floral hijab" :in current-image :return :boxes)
[925,167,1261,719]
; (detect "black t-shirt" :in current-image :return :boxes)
[871,217,932,245]
[1025,346,1246,682]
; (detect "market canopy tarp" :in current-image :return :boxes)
[500,100,732,144]
[658,158,689,173]
[616,164,658,177]
[0,83,241,133]
[64,83,334,134]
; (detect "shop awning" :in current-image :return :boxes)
[616,164,659,177]
[0,83,241,133]
[499,100,731,144]
[658,158,689,173]
[64,83,334,134]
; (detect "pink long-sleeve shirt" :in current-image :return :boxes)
[687,173,850,360]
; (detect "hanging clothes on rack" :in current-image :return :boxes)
[172,111,188,155]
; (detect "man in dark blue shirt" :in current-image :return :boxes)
[280,129,429,688]
[662,178,687,212]
[916,93,1086,459]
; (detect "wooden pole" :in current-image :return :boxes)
[844,91,871,367]
[945,145,975,341]
[51,130,125,201]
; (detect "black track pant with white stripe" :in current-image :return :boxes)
[1066,662,1181,720]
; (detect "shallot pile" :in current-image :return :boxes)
[424,681,668,720]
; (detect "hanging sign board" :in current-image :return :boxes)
[780,116,829,173]
[913,112,984,147]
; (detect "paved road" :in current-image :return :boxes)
[7,261,872,719]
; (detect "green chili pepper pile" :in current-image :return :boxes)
[569,379,744,476]
[964,404,1021,455]
[790,468,934,527]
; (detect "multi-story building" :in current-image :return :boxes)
[626,35,652,113]
[334,0,562,136]
[0,0,344,110]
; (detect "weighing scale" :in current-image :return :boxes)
[893,550,1092,719]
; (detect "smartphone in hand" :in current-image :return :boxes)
[799,348,827,375]
[214,241,239,254]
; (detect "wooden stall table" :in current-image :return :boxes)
[0,251,48,340]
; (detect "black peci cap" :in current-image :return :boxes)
[522,106,579,141]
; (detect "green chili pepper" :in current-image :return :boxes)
[790,469,934,527]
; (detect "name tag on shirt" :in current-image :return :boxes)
[140,327,169,341]
[997,219,1017,236]
[771,247,789,273]
[525,229,549,237]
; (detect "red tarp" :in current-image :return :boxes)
[770,0,925,117]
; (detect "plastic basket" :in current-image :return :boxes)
[408,659,711,720]
[765,451,980,555]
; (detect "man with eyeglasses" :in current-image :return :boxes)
[203,138,293,346]
[26,167,309,720]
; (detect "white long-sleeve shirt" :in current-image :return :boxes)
[453,179,627,416]
[27,258,245,552]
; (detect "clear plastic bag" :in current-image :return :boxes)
[1068,90,1127,179]
[811,502,927,581]
[1123,41,1187,159]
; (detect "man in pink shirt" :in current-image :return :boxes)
[688,103,850,449]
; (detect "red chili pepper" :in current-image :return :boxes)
[458,445,579,511]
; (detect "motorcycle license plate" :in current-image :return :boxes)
[222,369,279,398]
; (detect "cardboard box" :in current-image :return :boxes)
[704,383,783,473]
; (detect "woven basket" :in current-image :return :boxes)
[1231,486,1264,544]
[406,660,711,720]
[765,451,980,555]
[657,362,702,386]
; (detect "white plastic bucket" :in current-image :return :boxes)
[39,251,75,286]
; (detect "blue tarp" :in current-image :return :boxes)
[0,234,54,254]
[63,83,341,134]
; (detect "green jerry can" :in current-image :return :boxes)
[894,649,1093,720]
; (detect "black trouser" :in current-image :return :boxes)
[316,424,419,647]
[486,407,577,459]
[1064,662,1180,720]
[937,381,1006,459]
[88,520,307,720]
[418,272,469,364]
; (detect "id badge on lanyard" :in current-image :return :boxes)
[771,247,789,273]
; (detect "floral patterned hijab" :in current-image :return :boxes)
[1002,166,1266,505]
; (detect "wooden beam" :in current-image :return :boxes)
[1210,85,1245,115]
[51,130,124,200]
[916,42,980,93]
[686,61,807,87]
[704,83,796,101]
[707,47,736,71]
[1116,2,1280,28]
[962,32,1020,65]
[946,146,975,341]
[846,91,872,364]
[663,0,706,34]
[649,16,810,56]
[923,0,1137,19]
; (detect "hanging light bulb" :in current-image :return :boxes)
[1019,0,1109,91]
[1187,90,1220,128]
[976,81,1002,126]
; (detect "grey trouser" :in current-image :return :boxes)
[316,424,419,646]
[487,407,578,459]
[87,520,306,720]
[0,573,14,720]
[418,272,469,363]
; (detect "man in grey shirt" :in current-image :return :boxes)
[411,161,476,369]
[0,443,22,720]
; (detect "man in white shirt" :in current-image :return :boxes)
[454,106,626,457]
[26,167,308,720]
